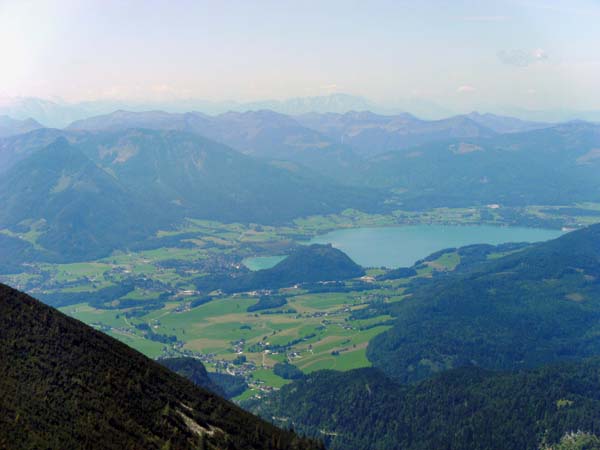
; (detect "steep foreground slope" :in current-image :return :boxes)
[0,283,320,450]
[246,361,600,450]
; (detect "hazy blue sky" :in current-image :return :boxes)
[2,0,600,111]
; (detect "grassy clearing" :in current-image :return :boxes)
[75,284,397,390]
[60,303,128,329]
[428,252,460,270]
[251,369,291,388]
[105,331,165,358]
[293,324,392,373]
[21,207,580,393]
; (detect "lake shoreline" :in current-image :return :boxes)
[245,224,564,270]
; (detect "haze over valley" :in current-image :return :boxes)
[3,1,600,449]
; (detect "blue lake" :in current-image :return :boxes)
[242,255,287,271]
[308,225,564,268]
[244,225,564,270]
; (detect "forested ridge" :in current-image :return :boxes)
[247,360,600,450]
[0,283,321,450]
[368,223,600,383]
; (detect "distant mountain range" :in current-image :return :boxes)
[3,93,600,128]
[295,110,550,157]
[3,107,600,266]
[0,128,381,264]
[0,283,319,449]
[71,108,508,159]
[0,94,384,128]
[67,109,361,178]
[360,121,600,208]
[0,116,43,138]
[64,109,558,160]
[64,109,600,207]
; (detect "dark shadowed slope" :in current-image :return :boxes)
[0,283,321,450]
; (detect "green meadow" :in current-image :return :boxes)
[9,205,599,398]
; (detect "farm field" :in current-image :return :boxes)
[3,205,599,400]
[60,280,397,397]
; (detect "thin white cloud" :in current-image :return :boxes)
[498,48,549,67]
[462,15,509,22]
[457,85,476,93]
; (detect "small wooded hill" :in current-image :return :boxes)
[367,223,600,383]
[246,360,600,450]
[0,283,320,450]
[195,244,365,293]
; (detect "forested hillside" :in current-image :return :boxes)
[0,283,320,450]
[368,223,600,382]
[247,360,600,450]
[361,122,600,208]
[0,129,381,263]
